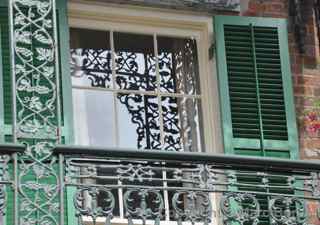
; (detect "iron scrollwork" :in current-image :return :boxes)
[0,186,5,216]
[269,197,307,225]
[0,155,10,217]
[63,155,320,225]
[172,191,212,225]
[10,0,62,224]
[74,187,115,225]
[13,0,60,139]
[124,189,164,225]
[220,193,260,225]
[306,172,320,197]
[117,163,155,182]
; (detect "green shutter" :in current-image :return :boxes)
[0,7,12,142]
[215,16,300,225]
[215,16,299,160]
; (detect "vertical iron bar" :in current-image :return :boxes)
[162,169,170,221]
[59,154,64,225]
[9,2,18,222]
[8,0,17,143]
[13,153,18,225]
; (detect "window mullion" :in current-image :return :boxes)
[110,30,119,148]
[154,33,165,148]
[71,85,201,99]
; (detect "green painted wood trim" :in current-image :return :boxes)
[3,187,7,225]
[232,138,289,150]
[214,15,299,159]
[214,16,233,154]
[277,19,299,160]
[66,187,77,225]
[55,0,76,224]
[56,0,74,145]
[0,1,7,7]
[250,23,266,156]
[0,24,5,143]
[215,15,287,28]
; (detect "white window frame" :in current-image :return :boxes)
[68,1,223,224]
[68,0,223,154]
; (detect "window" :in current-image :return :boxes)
[68,3,218,153]
[66,4,218,224]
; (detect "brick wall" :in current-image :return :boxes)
[241,0,320,161]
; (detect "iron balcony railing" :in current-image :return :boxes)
[0,144,25,217]
[53,145,320,225]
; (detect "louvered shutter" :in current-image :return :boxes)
[215,16,300,225]
[215,16,299,160]
[0,7,13,142]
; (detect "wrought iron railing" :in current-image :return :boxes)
[54,145,320,225]
[0,144,25,218]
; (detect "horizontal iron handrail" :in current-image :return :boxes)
[54,145,320,172]
[0,143,25,154]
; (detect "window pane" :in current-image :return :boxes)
[115,32,156,91]
[73,89,116,147]
[158,36,200,95]
[70,30,204,152]
[162,97,203,152]
[70,28,112,88]
[117,94,161,149]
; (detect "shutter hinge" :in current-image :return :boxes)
[209,42,215,60]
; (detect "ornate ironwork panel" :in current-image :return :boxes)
[57,147,320,225]
[9,0,62,224]
[0,155,11,217]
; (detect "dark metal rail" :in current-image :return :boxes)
[54,145,320,171]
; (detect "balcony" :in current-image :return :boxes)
[54,146,320,225]
[1,145,320,225]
